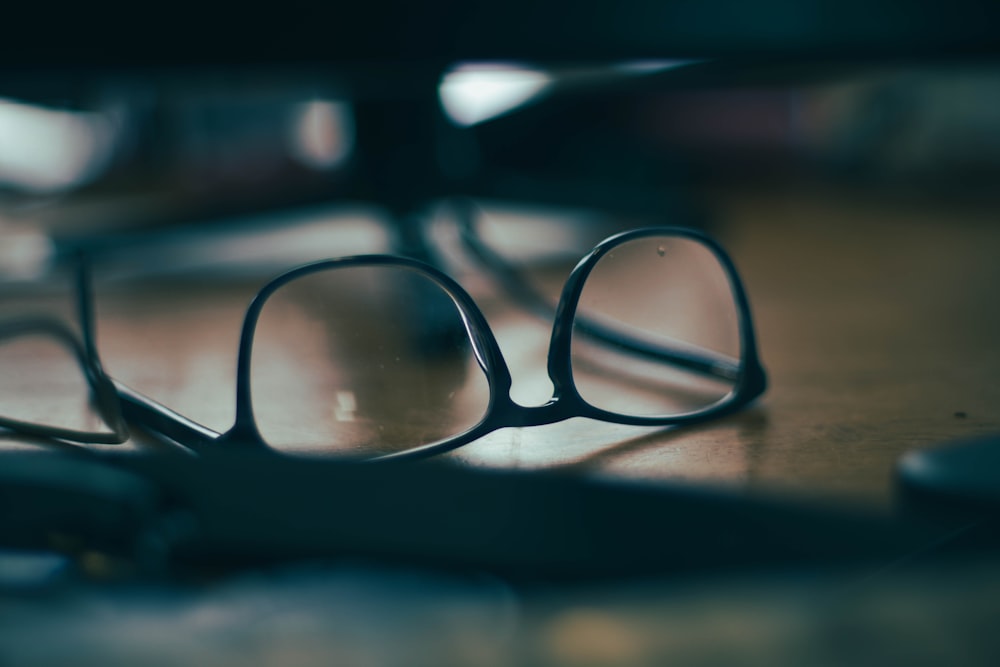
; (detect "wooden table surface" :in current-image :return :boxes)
[3,181,1000,508]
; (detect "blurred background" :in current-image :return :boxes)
[3,58,1000,276]
[0,0,999,281]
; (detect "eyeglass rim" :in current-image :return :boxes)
[547,226,766,426]
[228,253,513,447]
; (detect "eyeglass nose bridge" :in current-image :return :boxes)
[487,375,585,430]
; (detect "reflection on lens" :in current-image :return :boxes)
[570,235,742,418]
[249,265,490,456]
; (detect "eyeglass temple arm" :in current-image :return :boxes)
[571,317,740,380]
[114,381,221,452]
[452,207,741,380]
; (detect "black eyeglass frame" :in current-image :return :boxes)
[112,225,766,461]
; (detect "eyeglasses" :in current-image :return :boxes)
[6,226,766,461]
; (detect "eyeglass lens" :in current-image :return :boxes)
[249,265,491,457]
[570,235,742,417]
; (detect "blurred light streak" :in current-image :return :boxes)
[439,63,552,126]
[0,98,117,193]
[615,59,701,75]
